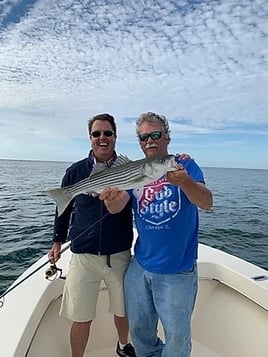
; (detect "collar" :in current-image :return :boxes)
[88,150,117,168]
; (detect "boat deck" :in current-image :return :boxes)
[85,341,220,357]
[3,243,267,357]
[28,291,222,357]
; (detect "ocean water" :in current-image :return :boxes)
[0,159,267,296]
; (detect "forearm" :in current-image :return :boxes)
[179,178,213,210]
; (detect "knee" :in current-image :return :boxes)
[72,320,92,329]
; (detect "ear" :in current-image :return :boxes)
[164,134,171,143]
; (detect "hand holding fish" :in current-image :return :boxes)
[166,152,195,185]
[167,164,213,210]
[99,187,121,201]
[99,187,130,214]
[166,163,189,186]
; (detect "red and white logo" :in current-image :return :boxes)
[134,176,181,225]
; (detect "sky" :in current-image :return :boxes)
[0,0,268,169]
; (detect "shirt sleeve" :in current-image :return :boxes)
[52,169,74,243]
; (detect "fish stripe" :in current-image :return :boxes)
[65,158,146,195]
[44,154,175,216]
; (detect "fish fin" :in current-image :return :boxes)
[112,154,132,167]
[43,187,72,216]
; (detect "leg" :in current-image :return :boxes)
[153,264,198,357]
[104,251,132,344]
[70,320,92,357]
[105,251,136,356]
[124,258,164,357]
[114,315,129,344]
[60,254,102,356]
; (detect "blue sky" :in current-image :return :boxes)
[0,0,267,169]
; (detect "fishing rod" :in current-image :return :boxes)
[0,243,69,308]
[0,211,110,307]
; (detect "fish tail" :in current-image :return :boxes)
[44,187,72,216]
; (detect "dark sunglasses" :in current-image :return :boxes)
[91,130,114,138]
[138,130,163,142]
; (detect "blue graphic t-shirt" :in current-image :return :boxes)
[130,158,205,274]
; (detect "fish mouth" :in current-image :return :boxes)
[169,156,178,171]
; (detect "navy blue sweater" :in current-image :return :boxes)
[53,153,133,255]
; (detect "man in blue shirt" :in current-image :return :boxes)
[100,112,213,357]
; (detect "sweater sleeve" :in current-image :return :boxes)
[52,169,74,243]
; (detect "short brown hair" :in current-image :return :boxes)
[88,113,117,136]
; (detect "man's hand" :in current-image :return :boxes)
[99,187,121,201]
[99,187,130,214]
[176,153,194,161]
[166,163,189,186]
[167,164,213,210]
[48,242,62,263]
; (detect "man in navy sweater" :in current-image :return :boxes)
[48,113,136,357]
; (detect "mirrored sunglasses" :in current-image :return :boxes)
[138,130,163,142]
[91,130,114,138]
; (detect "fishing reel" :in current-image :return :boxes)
[45,264,62,280]
[0,297,4,308]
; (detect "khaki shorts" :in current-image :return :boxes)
[60,250,131,322]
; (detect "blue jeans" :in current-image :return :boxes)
[124,258,197,357]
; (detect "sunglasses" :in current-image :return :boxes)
[138,130,163,142]
[91,130,114,138]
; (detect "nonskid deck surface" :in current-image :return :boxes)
[26,288,221,357]
[85,347,116,357]
[25,268,268,357]
[84,341,220,357]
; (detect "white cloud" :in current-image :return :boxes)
[0,0,267,168]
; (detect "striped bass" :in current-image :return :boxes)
[44,154,177,216]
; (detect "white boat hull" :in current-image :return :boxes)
[1,240,268,356]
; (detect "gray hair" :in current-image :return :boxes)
[136,112,171,143]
